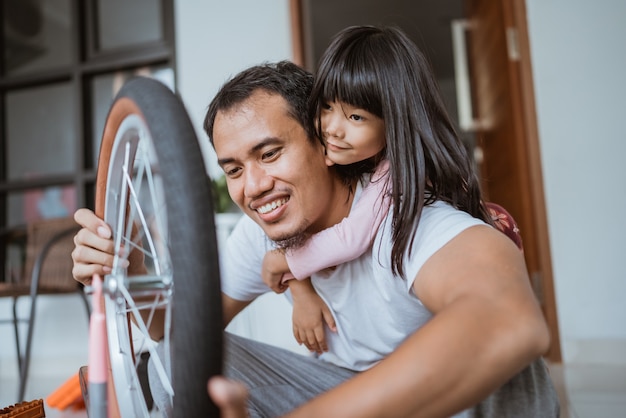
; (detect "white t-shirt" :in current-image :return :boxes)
[220,184,486,371]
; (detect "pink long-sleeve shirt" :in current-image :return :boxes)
[285,160,391,280]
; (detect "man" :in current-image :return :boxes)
[73,61,559,417]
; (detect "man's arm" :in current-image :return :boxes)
[284,224,549,418]
[222,293,252,328]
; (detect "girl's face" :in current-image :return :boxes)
[320,100,385,165]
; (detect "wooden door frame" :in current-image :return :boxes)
[506,0,560,362]
[466,0,560,362]
[289,0,306,67]
[288,0,561,362]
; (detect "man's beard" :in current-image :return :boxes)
[274,231,311,252]
[271,218,312,251]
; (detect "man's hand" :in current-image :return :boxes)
[208,376,249,418]
[71,208,116,285]
[289,279,337,354]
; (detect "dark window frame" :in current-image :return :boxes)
[0,0,176,278]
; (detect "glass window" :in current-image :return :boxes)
[90,66,174,167]
[6,82,76,180]
[3,184,76,283]
[2,0,72,76]
[6,185,76,227]
[96,0,163,51]
[0,0,174,244]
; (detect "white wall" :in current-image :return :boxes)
[526,0,626,364]
[174,0,293,179]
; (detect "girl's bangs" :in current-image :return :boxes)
[321,56,381,116]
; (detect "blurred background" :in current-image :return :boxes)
[0,0,624,416]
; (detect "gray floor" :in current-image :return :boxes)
[1,295,625,417]
[1,359,625,417]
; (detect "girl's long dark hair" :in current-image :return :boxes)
[310,25,492,278]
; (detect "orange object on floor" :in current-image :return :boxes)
[46,372,85,411]
[0,399,45,418]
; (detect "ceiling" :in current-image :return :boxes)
[303,0,465,80]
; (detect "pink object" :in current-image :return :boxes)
[286,160,391,279]
[89,275,107,383]
[88,274,108,418]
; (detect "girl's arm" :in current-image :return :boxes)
[262,250,337,352]
[286,161,391,279]
[288,279,337,354]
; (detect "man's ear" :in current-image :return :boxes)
[325,154,336,167]
[316,141,335,166]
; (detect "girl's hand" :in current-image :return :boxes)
[262,249,290,293]
[289,279,337,354]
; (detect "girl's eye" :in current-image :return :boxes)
[350,114,364,122]
[321,102,332,111]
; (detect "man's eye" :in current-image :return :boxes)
[224,167,241,177]
[262,149,280,161]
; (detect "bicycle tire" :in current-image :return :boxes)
[95,76,222,417]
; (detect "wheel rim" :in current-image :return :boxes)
[103,113,173,417]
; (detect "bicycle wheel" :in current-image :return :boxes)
[95,76,222,417]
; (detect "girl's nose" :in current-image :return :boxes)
[322,113,342,138]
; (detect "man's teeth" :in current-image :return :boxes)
[257,198,288,214]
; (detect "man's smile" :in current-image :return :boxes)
[255,197,289,214]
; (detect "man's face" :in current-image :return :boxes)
[213,91,336,243]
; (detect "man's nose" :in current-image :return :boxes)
[243,164,273,198]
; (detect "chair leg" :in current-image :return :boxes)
[16,224,83,402]
[12,296,22,375]
[18,293,38,402]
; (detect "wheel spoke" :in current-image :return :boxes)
[122,153,162,276]
[112,142,132,274]
[118,283,174,397]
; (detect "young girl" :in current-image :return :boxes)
[262,25,494,354]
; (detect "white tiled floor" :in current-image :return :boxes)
[1,359,625,417]
[548,362,626,418]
